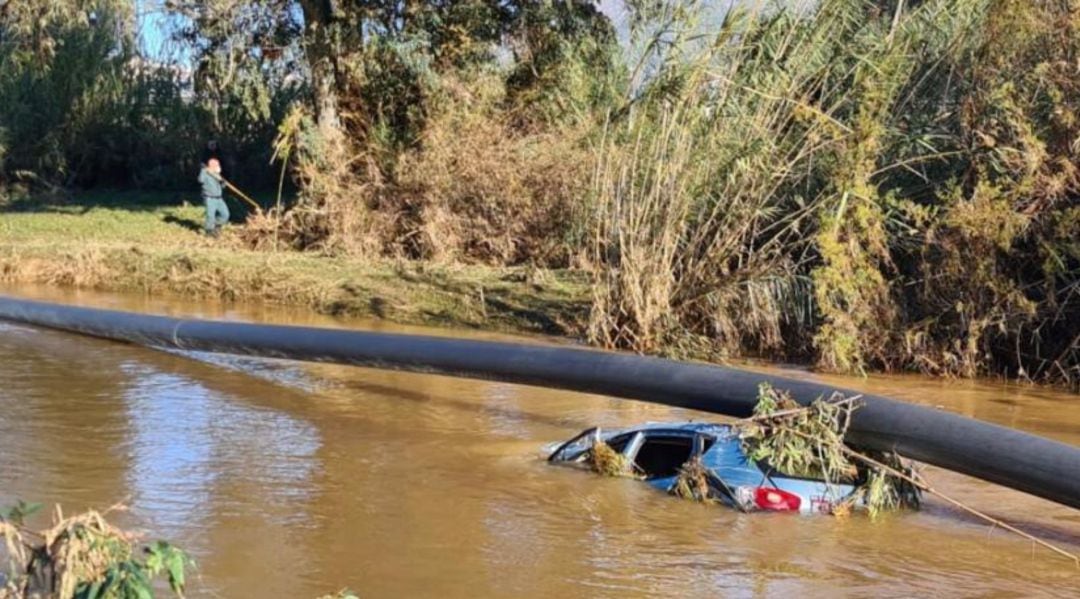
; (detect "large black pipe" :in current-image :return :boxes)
[1,295,1077,508]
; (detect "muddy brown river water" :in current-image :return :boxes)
[0,285,1077,598]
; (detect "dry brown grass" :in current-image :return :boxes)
[583,0,1080,389]
[671,456,717,504]
[37,506,138,599]
[391,76,591,265]
[587,78,819,361]
[256,105,388,256]
[256,74,591,268]
[587,438,641,478]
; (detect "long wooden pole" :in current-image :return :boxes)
[220,177,261,213]
[770,420,1079,566]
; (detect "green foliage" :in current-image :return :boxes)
[142,542,189,597]
[741,384,859,483]
[900,0,1080,385]
[0,0,289,190]
[504,1,624,127]
[0,502,192,599]
[857,451,922,518]
[740,384,921,516]
[173,0,303,128]
[0,501,43,526]
[0,1,139,186]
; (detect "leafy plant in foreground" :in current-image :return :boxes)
[0,503,192,599]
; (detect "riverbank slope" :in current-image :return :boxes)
[0,192,589,336]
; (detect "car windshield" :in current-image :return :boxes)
[548,428,636,462]
[547,428,595,462]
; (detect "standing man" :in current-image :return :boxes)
[199,158,229,238]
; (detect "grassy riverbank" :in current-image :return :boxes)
[0,192,589,336]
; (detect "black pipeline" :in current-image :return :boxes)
[0,295,1077,508]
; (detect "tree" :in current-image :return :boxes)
[296,0,340,137]
[170,1,618,143]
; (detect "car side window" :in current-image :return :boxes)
[631,435,697,479]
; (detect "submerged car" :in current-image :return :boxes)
[548,422,862,514]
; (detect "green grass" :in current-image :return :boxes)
[1,190,205,245]
[0,191,590,336]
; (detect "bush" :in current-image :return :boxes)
[0,501,191,599]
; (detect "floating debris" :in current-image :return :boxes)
[586,436,642,479]
[858,452,923,518]
[670,456,717,504]
[737,383,920,516]
[739,384,859,482]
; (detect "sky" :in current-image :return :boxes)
[136,0,186,62]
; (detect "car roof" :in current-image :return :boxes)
[603,421,733,437]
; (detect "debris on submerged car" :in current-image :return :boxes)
[548,384,922,516]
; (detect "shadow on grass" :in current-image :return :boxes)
[162,214,203,234]
[1,189,278,218]
[1,190,187,215]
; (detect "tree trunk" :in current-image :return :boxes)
[299,0,342,139]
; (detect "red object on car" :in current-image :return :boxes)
[753,487,802,511]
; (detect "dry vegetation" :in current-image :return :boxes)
[586,437,643,479]
[0,502,190,599]
[261,71,593,266]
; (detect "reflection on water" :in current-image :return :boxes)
[0,284,1077,598]
[120,365,320,535]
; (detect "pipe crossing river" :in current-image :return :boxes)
[0,295,1077,508]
